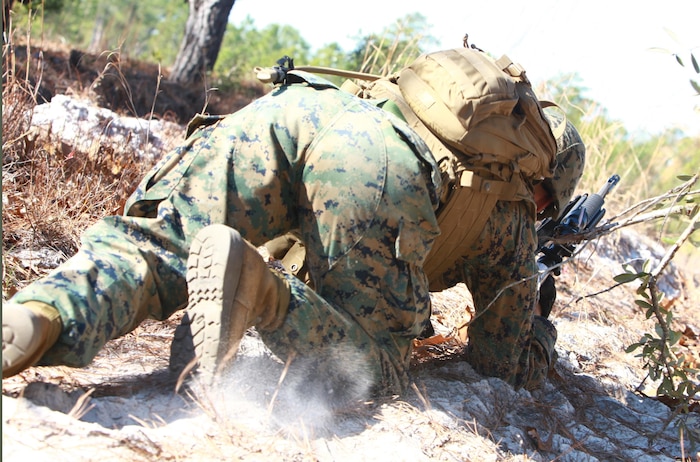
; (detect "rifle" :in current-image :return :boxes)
[255,55,381,85]
[536,174,620,279]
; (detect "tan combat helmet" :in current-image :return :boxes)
[539,109,587,220]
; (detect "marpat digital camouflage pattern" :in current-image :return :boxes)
[10,71,442,396]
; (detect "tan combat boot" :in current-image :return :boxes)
[171,224,291,385]
[2,301,62,378]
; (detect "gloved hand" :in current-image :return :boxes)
[538,274,556,318]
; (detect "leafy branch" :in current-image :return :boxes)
[615,174,699,445]
[534,173,698,443]
[672,50,700,95]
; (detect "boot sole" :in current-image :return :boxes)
[170,224,244,386]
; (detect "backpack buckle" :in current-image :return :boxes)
[496,55,530,85]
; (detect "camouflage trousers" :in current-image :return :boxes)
[11,90,441,395]
[436,198,557,390]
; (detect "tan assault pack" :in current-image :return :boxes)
[397,46,557,180]
[343,45,560,288]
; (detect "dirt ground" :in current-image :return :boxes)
[4,41,265,124]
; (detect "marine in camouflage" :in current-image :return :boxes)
[10,71,442,396]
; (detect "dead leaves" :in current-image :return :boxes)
[526,426,554,451]
[411,333,464,366]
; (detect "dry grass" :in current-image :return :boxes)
[1,41,172,298]
[355,19,425,77]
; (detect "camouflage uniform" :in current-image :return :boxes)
[339,66,561,390]
[10,71,442,395]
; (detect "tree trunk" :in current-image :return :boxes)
[170,0,236,85]
[87,15,105,54]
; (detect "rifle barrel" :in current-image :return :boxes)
[596,174,620,199]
